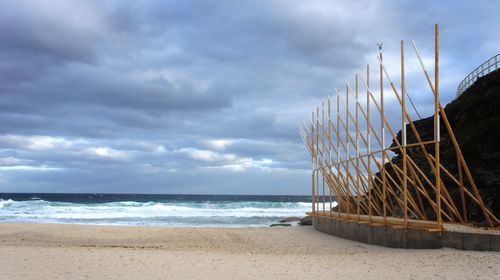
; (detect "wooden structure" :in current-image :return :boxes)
[299,25,499,231]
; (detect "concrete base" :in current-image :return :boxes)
[313,216,499,251]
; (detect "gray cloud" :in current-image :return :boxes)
[0,0,498,194]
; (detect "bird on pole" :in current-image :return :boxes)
[376,42,383,51]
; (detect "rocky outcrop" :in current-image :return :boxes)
[382,69,500,225]
[270,223,292,227]
[299,215,312,226]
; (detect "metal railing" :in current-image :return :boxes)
[456,53,500,97]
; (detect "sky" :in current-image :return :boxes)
[0,0,499,195]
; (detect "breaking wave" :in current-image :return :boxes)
[0,198,311,227]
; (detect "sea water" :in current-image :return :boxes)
[0,193,311,227]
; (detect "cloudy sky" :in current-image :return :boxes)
[0,0,498,195]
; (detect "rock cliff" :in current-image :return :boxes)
[386,69,500,225]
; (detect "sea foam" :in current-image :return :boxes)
[0,198,312,227]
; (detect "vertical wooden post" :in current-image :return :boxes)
[435,24,442,230]
[380,52,387,225]
[322,102,326,213]
[401,40,408,226]
[355,74,361,220]
[345,85,350,219]
[311,112,316,213]
[367,64,372,224]
[328,97,333,214]
[316,107,320,215]
[336,92,341,219]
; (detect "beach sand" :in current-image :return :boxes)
[0,223,498,279]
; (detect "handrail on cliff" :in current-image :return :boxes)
[456,53,500,97]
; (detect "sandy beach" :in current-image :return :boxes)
[0,223,498,279]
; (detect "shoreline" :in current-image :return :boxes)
[1,222,499,279]
[0,221,298,228]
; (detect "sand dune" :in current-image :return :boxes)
[0,223,498,279]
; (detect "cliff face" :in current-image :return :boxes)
[388,69,500,225]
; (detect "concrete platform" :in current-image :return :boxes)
[312,215,499,251]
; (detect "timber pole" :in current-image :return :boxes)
[402,40,408,226]
[435,24,442,230]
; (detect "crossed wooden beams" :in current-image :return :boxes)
[299,25,499,230]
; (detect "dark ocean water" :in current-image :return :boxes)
[0,193,311,227]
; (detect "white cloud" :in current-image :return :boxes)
[203,139,234,151]
[206,158,274,172]
[0,135,84,151]
[85,147,129,160]
[0,165,63,171]
[156,145,167,153]
[176,148,235,162]
[174,147,275,172]
[0,157,29,166]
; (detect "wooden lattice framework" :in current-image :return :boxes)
[299,25,499,231]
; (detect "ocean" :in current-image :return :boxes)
[0,193,311,227]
